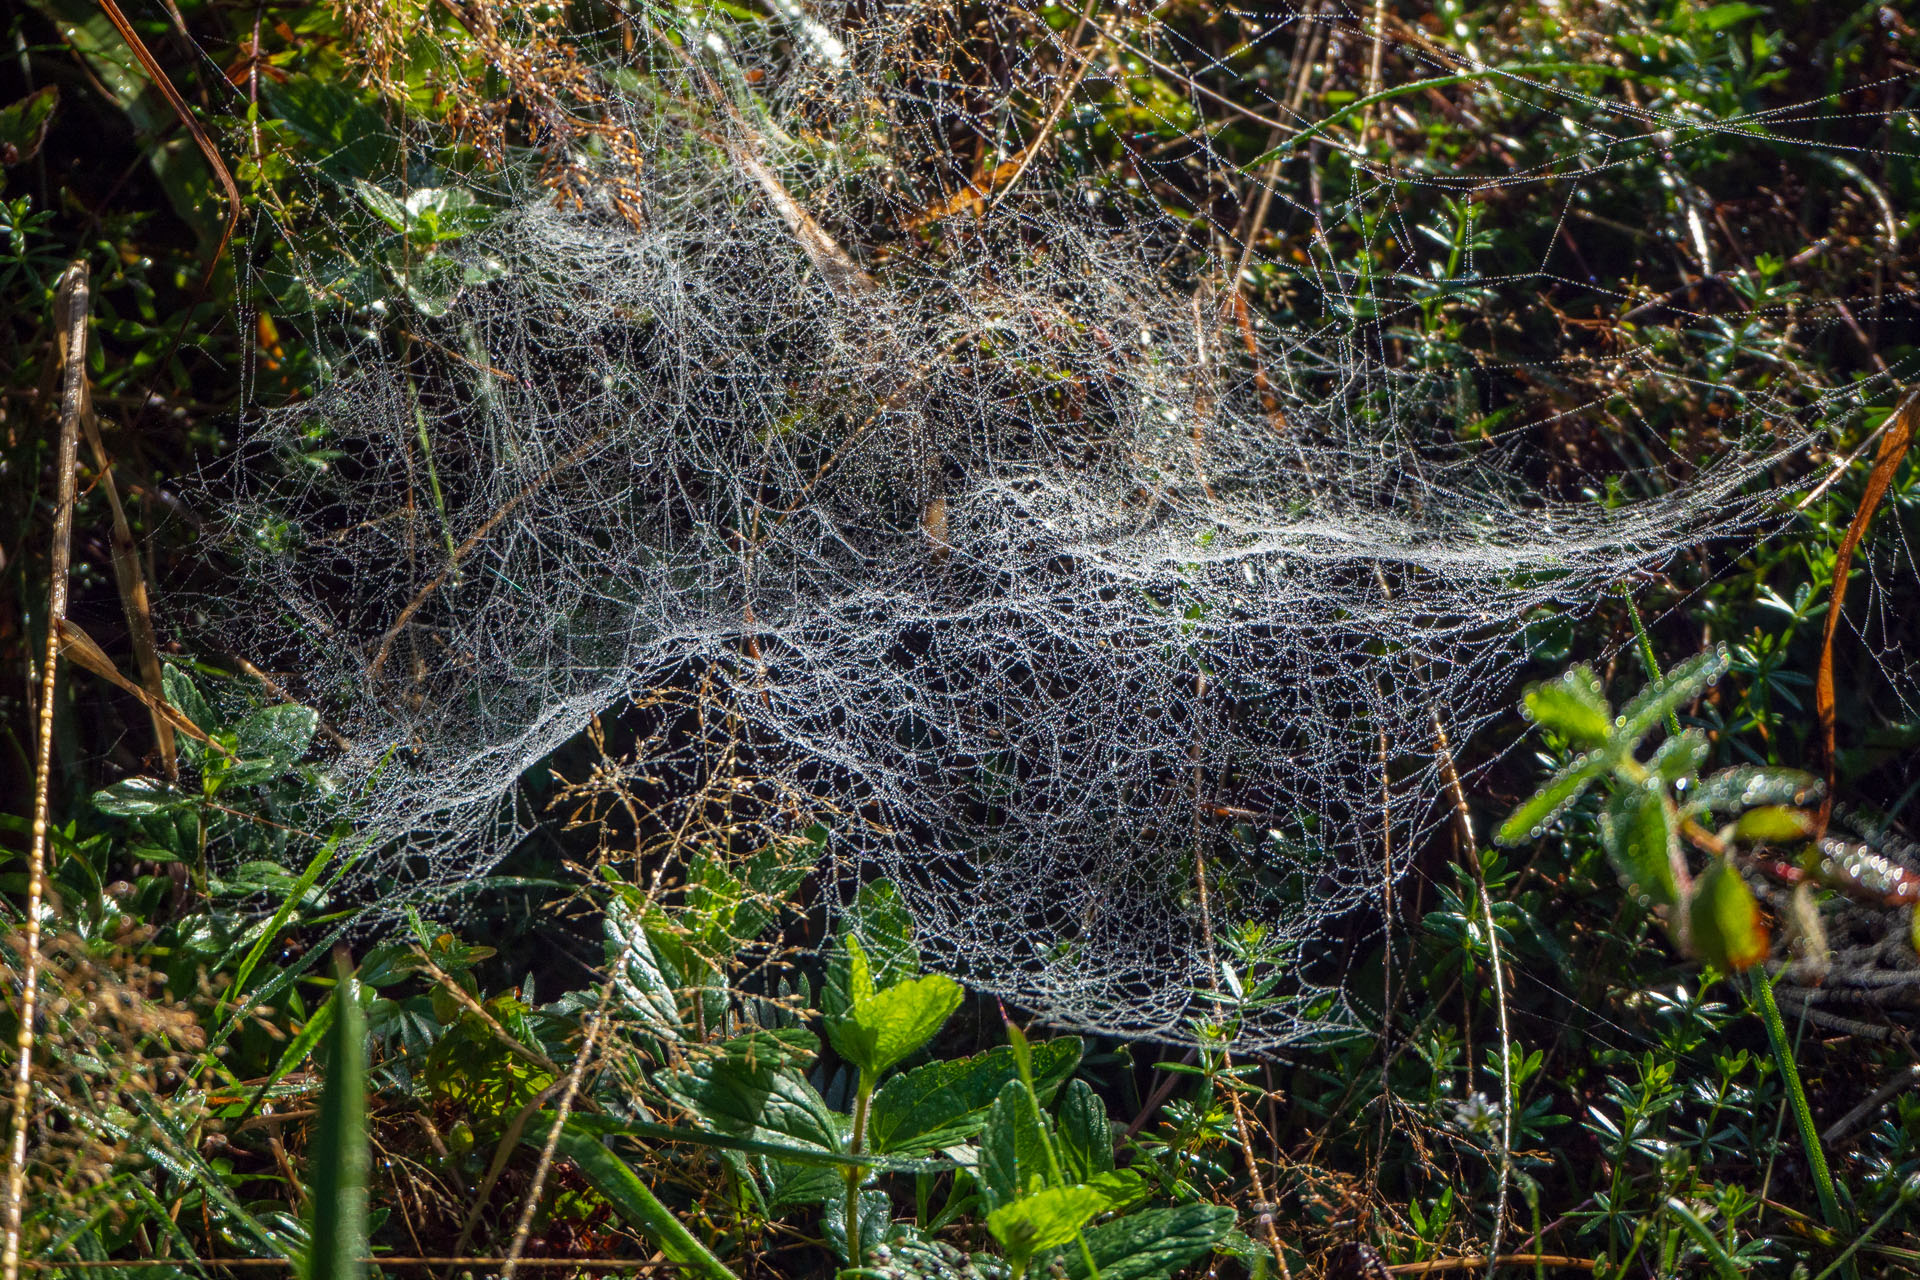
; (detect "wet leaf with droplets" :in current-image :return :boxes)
[1615,645,1730,749]
[1601,783,1681,907]
[1522,665,1612,747]
[1686,766,1824,815]
[1495,753,1611,847]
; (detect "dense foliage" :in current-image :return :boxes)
[4,0,1919,1276]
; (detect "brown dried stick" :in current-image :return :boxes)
[4,261,88,1280]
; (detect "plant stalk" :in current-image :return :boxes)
[4,261,88,1280]
[1750,968,1850,1266]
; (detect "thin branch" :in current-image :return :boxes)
[4,261,88,1280]
[501,1010,607,1280]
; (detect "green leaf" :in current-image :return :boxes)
[1055,1080,1114,1182]
[227,703,320,786]
[1651,729,1709,784]
[827,970,964,1079]
[988,1184,1109,1267]
[162,662,216,733]
[655,1042,842,1154]
[1601,783,1681,907]
[353,179,408,233]
[0,86,58,166]
[981,1079,1056,1213]
[1494,752,1609,846]
[868,1038,1082,1154]
[1687,766,1824,814]
[825,880,919,1016]
[402,186,493,244]
[545,1120,743,1280]
[824,1188,891,1264]
[1614,645,1729,748]
[1728,806,1820,846]
[307,957,368,1280]
[1051,1204,1237,1280]
[92,777,190,817]
[1521,666,1611,746]
[1688,859,1769,971]
[263,75,398,185]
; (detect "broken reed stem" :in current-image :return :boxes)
[1432,712,1514,1280]
[5,261,88,1280]
[500,1011,606,1280]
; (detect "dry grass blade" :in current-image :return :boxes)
[56,619,221,751]
[1813,388,1916,835]
[4,261,88,1280]
[55,328,175,775]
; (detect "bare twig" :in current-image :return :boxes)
[501,1011,607,1280]
[1433,712,1515,1280]
[4,260,88,1280]
[986,0,1106,215]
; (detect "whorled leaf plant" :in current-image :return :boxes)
[1497,645,1824,971]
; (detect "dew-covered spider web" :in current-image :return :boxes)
[188,0,1919,1046]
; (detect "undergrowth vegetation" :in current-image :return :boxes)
[4,0,1920,1276]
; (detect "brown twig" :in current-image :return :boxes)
[502,1010,607,1280]
[1386,1256,1596,1275]
[57,295,176,777]
[3,261,88,1280]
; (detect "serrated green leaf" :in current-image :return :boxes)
[1615,645,1729,748]
[1055,1080,1114,1182]
[227,703,320,785]
[655,1044,841,1154]
[868,1038,1082,1154]
[827,970,963,1079]
[1495,753,1610,846]
[988,1184,1108,1267]
[981,1079,1056,1213]
[825,880,919,1016]
[1602,783,1681,907]
[1688,858,1769,971]
[1049,1204,1238,1280]
[1522,666,1612,746]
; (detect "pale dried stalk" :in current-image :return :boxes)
[501,1011,606,1280]
[1432,713,1514,1280]
[5,261,89,1280]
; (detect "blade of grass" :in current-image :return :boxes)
[546,1119,743,1280]
[1751,968,1850,1266]
[308,951,370,1280]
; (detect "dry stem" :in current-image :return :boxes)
[4,261,88,1280]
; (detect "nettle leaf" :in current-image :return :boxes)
[981,1079,1056,1213]
[1601,783,1681,907]
[1687,766,1824,814]
[824,881,920,1017]
[868,1038,1082,1155]
[1045,1204,1237,1280]
[1521,666,1612,747]
[987,1184,1108,1268]
[655,1041,841,1155]
[826,943,962,1079]
[1055,1080,1114,1182]
[1729,805,1819,846]
[1495,752,1610,847]
[162,663,215,734]
[1687,858,1769,971]
[1652,729,1710,785]
[1614,645,1729,748]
